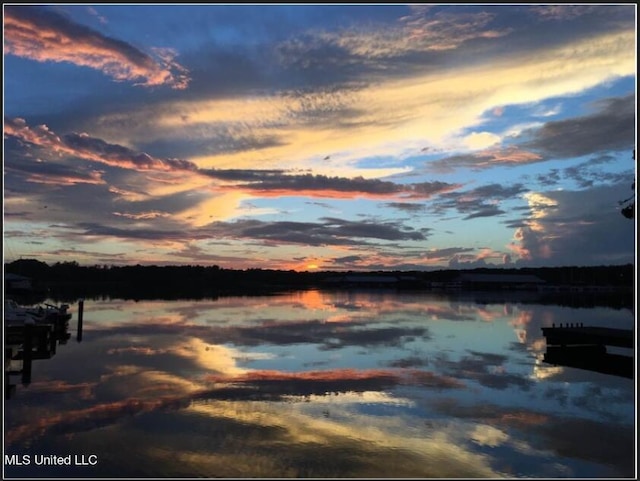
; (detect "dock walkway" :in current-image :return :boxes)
[541,324,634,349]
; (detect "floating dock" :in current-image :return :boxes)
[541,324,634,379]
[541,324,634,349]
[543,345,633,379]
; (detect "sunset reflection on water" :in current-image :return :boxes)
[4,290,635,478]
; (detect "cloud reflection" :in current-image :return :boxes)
[4,293,634,477]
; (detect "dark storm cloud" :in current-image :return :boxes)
[3,6,189,89]
[522,94,635,158]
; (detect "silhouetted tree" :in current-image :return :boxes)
[620,150,635,219]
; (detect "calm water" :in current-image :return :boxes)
[4,290,636,478]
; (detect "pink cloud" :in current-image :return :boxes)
[113,211,172,220]
[25,170,105,186]
[4,6,189,89]
[480,147,543,166]
[5,117,198,173]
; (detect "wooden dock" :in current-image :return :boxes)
[541,324,634,349]
[5,319,72,398]
[543,345,633,379]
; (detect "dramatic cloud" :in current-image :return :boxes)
[203,218,429,247]
[203,169,461,200]
[4,118,198,173]
[4,157,106,188]
[507,185,635,266]
[522,94,636,158]
[277,7,512,67]
[427,147,543,173]
[432,183,529,219]
[4,6,190,89]
[3,5,636,269]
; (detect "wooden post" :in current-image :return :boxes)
[76,299,84,342]
[22,324,33,386]
[49,328,57,356]
[5,370,16,400]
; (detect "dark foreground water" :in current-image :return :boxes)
[4,290,636,478]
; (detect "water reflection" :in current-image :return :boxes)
[4,290,635,478]
[5,316,72,399]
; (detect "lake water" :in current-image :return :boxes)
[4,290,636,478]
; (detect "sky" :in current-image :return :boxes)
[2,4,637,272]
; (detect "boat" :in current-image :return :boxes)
[33,302,72,322]
[4,299,40,325]
[4,299,71,325]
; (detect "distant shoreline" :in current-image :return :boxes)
[5,260,635,309]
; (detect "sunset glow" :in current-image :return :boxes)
[3,4,636,270]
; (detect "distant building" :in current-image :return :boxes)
[454,273,546,290]
[323,274,423,289]
[324,275,398,287]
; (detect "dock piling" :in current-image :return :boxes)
[76,299,84,342]
[22,324,33,386]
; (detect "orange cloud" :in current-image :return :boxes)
[4,6,189,89]
[113,211,171,220]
